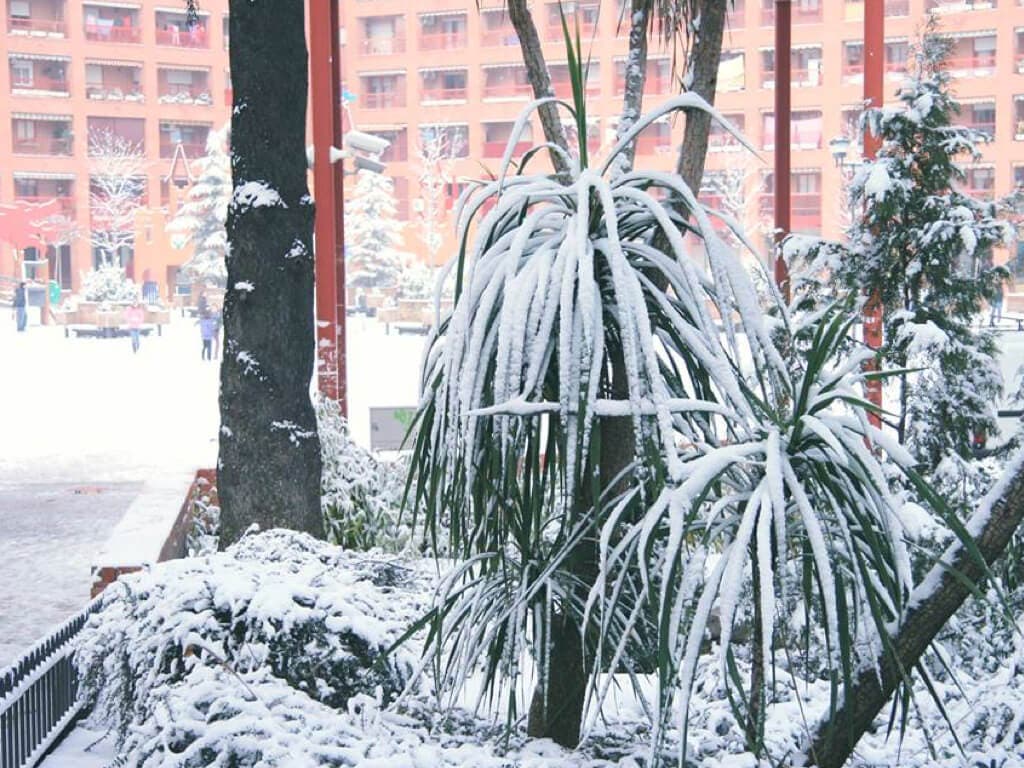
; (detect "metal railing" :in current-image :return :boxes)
[0,601,99,768]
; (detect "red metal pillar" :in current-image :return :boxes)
[863,0,884,427]
[309,0,347,415]
[773,0,791,303]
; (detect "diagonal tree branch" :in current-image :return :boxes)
[807,454,1024,768]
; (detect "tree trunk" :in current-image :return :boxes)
[675,0,728,197]
[807,457,1024,767]
[612,0,652,174]
[218,0,324,546]
[506,0,570,172]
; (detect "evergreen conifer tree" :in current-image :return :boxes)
[837,33,1011,471]
[168,126,231,287]
[344,169,404,289]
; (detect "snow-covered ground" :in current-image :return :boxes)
[0,314,426,668]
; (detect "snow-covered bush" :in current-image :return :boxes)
[397,262,438,300]
[317,396,416,553]
[80,264,138,303]
[75,530,423,762]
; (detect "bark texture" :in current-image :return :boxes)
[218,0,324,546]
[808,460,1024,767]
[506,0,570,172]
[613,0,653,174]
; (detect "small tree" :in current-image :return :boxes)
[344,169,404,289]
[833,34,1011,471]
[167,126,231,287]
[414,130,458,266]
[88,129,147,266]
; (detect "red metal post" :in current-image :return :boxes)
[863,0,885,427]
[773,0,791,303]
[309,0,347,415]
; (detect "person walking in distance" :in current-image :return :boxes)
[12,281,27,332]
[199,310,217,360]
[124,298,145,354]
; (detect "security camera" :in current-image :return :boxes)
[343,130,390,156]
[352,155,386,175]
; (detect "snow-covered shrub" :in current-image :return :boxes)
[345,169,406,289]
[317,396,415,552]
[80,264,138,303]
[75,529,422,758]
[397,262,437,300]
[185,476,220,557]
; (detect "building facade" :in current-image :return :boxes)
[0,0,230,295]
[338,0,1024,269]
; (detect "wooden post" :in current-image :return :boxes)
[309,0,347,414]
[773,0,791,302]
[863,0,885,427]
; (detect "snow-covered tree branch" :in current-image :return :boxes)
[88,129,147,266]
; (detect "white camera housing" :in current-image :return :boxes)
[344,130,390,156]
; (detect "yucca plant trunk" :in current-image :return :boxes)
[218,0,324,545]
[807,461,1024,767]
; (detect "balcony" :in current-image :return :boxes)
[726,0,745,27]
[946,52,997,77]
[759,193,822,233]
[421,86,466,102]
[8,16,64,36]
[154,22,208,48]
[10,62,70,97]
[84,22,140,43]
[481,11,518,47]
[362,91,405,109]
[85,62,144,102]
[419,31,466,49]
[158,70,213,105]
[761,2,823,25]
[13,135,72,156]
[159,140,207,159]
[362,34,405,55]
[14,195,74,216]
[483,140,532,158]
[482,80,532,99]
[761,66,822,89]
[635,133,673,155]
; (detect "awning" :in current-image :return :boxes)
[85,1,141,8]
[946,29,996,39]
[420,122,468,129]
[419,10,466,18]
[12,113,71,121]
[482,63,524,70]
[157,63,210,73]
[85,58,142,67]
[159,119,213,128]
[154,5,207,14]
[360,69,406,77]
[8,53,70,62]
[358,124,406,131]
[13,171,76,180]
[419,66,467,74]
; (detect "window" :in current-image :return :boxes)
[1014,165,1024,189]
[709,113,745,149]
[86,64,103,85]
[718,51,745,92]
[362,16,404,55]
[11,60,32,87]
[14,120,34,140]
[965,166,995,197]
[167,70,194,85]
[421,68,467,101]
[761,111,775,149]
[10,0,30,18]
[792,110,823,149]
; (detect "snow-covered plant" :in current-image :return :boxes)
[75,530,421,760]
[80,263,138,303]
[167,126,230,287]
[406,66,989,755]
[317,395,414,553]
[830,32,1011,470]
[397,262,438,300]
[344,169,405,289]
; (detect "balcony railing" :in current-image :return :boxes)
[419,31,466,49]
[483,140,532,158]
[84,24,141,43]
[842,60,907,80]
[759,193,822,231]
[635,134,673,154]
[86,86,144,102]
[614,76,671,94]
[964,121,996,138]
[421,86,467,101]
[886,0,911,13]
[160,140,207,159]
[946,53,997,75]
[761,4,823,24]
[13,137,73,156]
[481,27,518,46]
[159,85,213,105]
[545,21,596,41]
[552,79,599,97]
[155,26,209,47]
[483,81,532,98]
[11,75,69,94]
[362,91,405,108]
[361,35,405,55]
[8,16,65,35]
[761,66,822,88]
[709,132,743,150]
[15,195,75,215]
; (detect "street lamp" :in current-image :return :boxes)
[829,134,852,168]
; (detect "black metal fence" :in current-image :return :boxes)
[0,601,99,768]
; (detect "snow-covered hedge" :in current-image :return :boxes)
[317,396,420,553]
[75,530,424,762]
[80,264,138,303]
